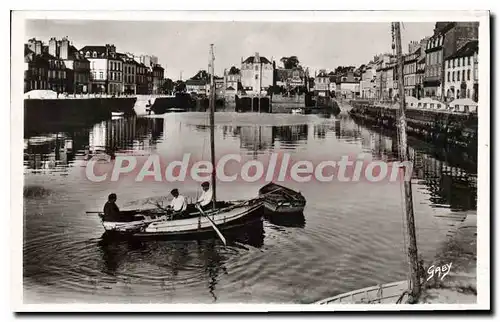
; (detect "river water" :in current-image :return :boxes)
[23,112,477,304]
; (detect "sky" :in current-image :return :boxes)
[25,20,435,80]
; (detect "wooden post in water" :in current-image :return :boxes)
[394,21,421,303]
[209,44,217,210]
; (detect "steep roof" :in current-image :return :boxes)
[446,40,478,60]
[243,56,271,64]
[24,45,34,56]
[67,45,89,61]
[79,45,107,54]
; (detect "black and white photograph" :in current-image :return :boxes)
[10,10,490,312]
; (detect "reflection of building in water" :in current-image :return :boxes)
[365,127,477,211]
[24,133,75,171]
[132,118,164,150]
[412,148,477,211]
[274,125,308,143]
[88,117,138,156]
[239,126,275,152]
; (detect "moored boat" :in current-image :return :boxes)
[291,108,304,114]
[111,111,124,117]
[258,182,306,213]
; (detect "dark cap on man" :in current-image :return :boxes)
[201,181,210,188]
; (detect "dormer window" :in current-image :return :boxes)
[92,51,97,58]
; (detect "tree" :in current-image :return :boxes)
[228,66,240,75]
[174,80,186,93]
[280,56,300,69]
[334,66,356,75]
[162,78,174,94]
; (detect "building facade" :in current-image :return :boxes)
[360,65,377,99]
[423,34,444,99]
[224,68,241,95]
[185,79,208,95]
[24,39,48,92]
[135,61,149,94]
[120,53,136,94]
[314,70,330,96]
[152,64,165,94]
[338,71,361,99]
[403,48,419,97]
[80,44,120,94]
[444,40,478,101]
[275,67,305,89]
[240,53,274,94]
[107,49,123,95]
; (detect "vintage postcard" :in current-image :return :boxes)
[11,10,490,312]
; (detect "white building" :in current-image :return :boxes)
[314,70,330,96]
[360,66,377,98]
[444,40,478,102]
[240,52,274,94]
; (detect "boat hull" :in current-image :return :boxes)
[134,201,264,237]
[259,182,306,214]
[314,280,409,304]
[101,210,168,233]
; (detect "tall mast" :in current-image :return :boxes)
[394,22,420,303]
[209,44,217,209]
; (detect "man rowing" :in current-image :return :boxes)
[197,181,214,211]
[168,188,187,218]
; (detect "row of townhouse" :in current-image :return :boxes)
[24,37,165,95]
[356,21,479,102]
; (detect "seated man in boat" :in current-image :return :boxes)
[103,193,138,222]
[103,193,123,222]
[196,181,213,211]
[167,188,187,218]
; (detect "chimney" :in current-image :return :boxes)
[255,52,260,63]
[48,37,57,57]
[35,41,42,55]
[60,36,69,60]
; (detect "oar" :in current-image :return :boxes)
[195,204,227,246]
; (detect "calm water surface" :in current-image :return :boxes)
[23,112,477,303]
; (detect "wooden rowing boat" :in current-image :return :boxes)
[258,182,306,213]
[93,198,264,237]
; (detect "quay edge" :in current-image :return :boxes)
[348,101,478,150]
[24,97,137,135]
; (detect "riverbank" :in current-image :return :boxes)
[418,212,477,304]
[348,101,478,150]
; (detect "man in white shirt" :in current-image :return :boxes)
[169,189,187,216]
[197,181,213,210]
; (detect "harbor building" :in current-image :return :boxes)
[240,52,274,94]
[444,40,478,101]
